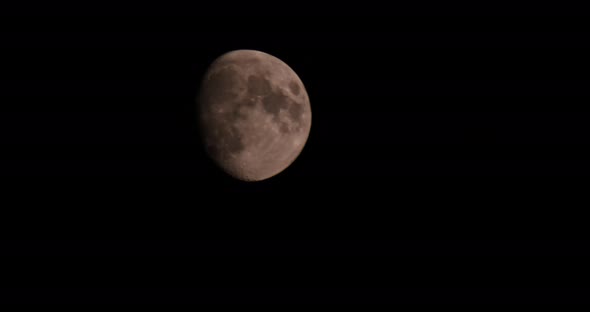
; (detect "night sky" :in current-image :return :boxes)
[1,3,589,304]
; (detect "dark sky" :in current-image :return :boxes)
[1,3,589,303]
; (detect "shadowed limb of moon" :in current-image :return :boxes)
[198,49,312,182]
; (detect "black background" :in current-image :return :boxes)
[1,2,590,304]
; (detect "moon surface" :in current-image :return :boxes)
[198,49,312,181]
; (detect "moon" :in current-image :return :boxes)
[197,49,312,181]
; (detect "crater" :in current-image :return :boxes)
[243,97,257,107]
[288,100,304,123]
[205,122,244,160]
[279,122,290,134]
[288,81,301,95]
[213,123,244,156]
[225,125,245,154]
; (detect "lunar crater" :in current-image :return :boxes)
[205,123,245,158]
[289,80,301,95]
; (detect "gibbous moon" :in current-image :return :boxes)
[197,49,312,181]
